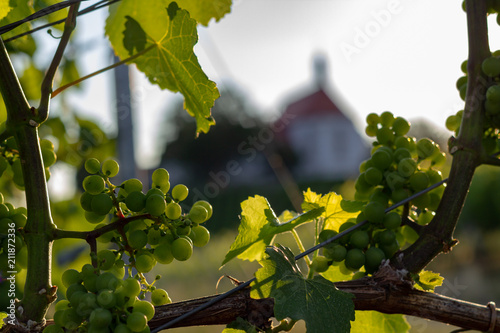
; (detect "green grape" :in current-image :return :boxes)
[91,193,113,216]
[427,192,441,211]
[135,253,156,273]
[133,300,155,321]
[83,273,98,293]
[401,225,419,244]
[97,289,116,309]
[311,255,329,273]
[114,324,133,333]
[176,225,191,236]
[128,230,148,249]
[393,147,411,162]
[146,194,166,216]
[152,168,170,187]
[363,167,383,186]
[54,300,70,312]
[65,283,87,302]
[378,229,396,246]
[120,277,141,298]
[172,184,189,201]
[153,243,174,264]
[318,229,337,244]
[189,225,210,247]
[109,260,126,279]
[392,117,410,136]
[83,175,106,195]
[166,202,182,220]
[345,248,365,270]
[459,83,467,100]
[42,149,57,167]
[147,228,162,246]
[171,237,193,261]
[80,192,94,212]
[371,148,393,170]
[81,263,97,277]
[349,230,369,249]
[96,272,120,291]
[364,247,385,271]
[409,171,430,191]
[456,76,467,90]
[376,126,395,145]
[125,191,146,212]
[460,59,468,73]
[418,210,435,225]
[151,288,171,306]
[97,249,116,271]
[416,138,436,159]
[127,312,148,332]
[189,205,208,223]
[397,157,417,178]
[445,115,461,131]
[380,111,394,127]
[89,308,112,328]
[62,269,82,288]
[383,212,401,229]
[431,152,446,167]
[194,201,213,219]
[61,308,83,330]
[85,158,101,174]
[123,178,143,193]
[487,84,500,102]
[394,136,410,149]
[363,201,385,224]
[354,174,373,194]
[338,221,356,244]
[75,292,98,317]
[482,56,500,77]
[102,159,119,178]
[365,125,378,137]
[412,192,430,210]
[323,243,347,262]
[40,138,54,150]
[366,113,380,125]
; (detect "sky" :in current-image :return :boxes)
[59,0,500,169]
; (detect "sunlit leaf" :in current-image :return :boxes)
[223,317,258,333]
[175,0,232,26]
[351,311,410,333]
[251,245,354,333]
[414,270,444,291]
[0,0,12,20]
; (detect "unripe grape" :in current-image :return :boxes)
[120,277,141,298]
[147,228,162,246]
[96,289,116,309]
[379,229,396,246]
[102,159,119,177]
[445,115,461,131]
[380,111,394,126]
[383,212,401,229]
[392,117,410,136]
[91,193,113,216]
[338,221,356,244]
[166,202,182,220]
[151,288,171,306]
[355,174,373,194]
[83,175,105,195]
[127,312,148,332]
[345,248,365,270]
[89,308,112,328]
[460,60,468,73]
[363,201,385,224]
[128,230,148,249]
[369,190,389,206]
[42,149,57,167]
[97,249,116,271]
[409,171,430,191]
[323,243,347,262]
[152,168,169,186]
[194,201,213,219]
[146,194,166,216]
[349,230,369,249]
[311,256,329,273]
[363,167,383,186]
[80,192,94,212]
[172,184,189,201]
[456,75,467,89]
[62,269,82,288]
[171,237,193,261]
[85,211,106,224]
[418,210,435,225]
[85,158,101,174]
[123,178,143,193]
[189,205,208,223]
[412,192,431,210]
[487,84,500,102]
[459,84,467,100]
[482,56,500,77]
[96,272,120,291]
[393,147,411,162]
[376,127,395,145]
[135,253,156,273]
[153,243,174,264]
[397,158,417,178]
[371,149,392,170]
[364,247,385,271]
[133,300,155,321]
[65,283,87,301]
[189,225,210,247]
[416,138,436,159]
[366,113,380,125]
[318,229,337,244]
[394,136,410,149]
[125,191,146,212]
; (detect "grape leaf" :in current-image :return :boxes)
[0,312,7,328]
[414,270,444,291]
[176,0,232,26]
[303,189,360,231]
[251,245,354,333]
[223,317,258,333]
[106,1,219,134]
[351,311,410,333]
[0,0,12,20]
[221,196,324,266]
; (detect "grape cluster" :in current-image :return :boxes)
[47,159,213,332]
[0,134,56,189]
[0,194,28,275]
[447,55,500,155]
[314,112,446,275]
[48,263,170,332]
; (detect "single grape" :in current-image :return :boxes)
[54,300,70,312]
[153,243,174,264]
[369,190,389,206]
[147,228,162,246]
[366,113,380,125]
[363,201,385,224]
[133,300,155,321]
[166,202,182,220]
[176,225,191,236]
[151,288,171,306]
[416,138,436,159]
[461,60,468,73]
[371,149,393,170]
[96,289,116,309]
[349,230,369,249]
[482,56,500,77]
[89,308,112,328]
[380,111,394,127]
[189,225,210,247]
[135,253,156,273]
[445,115,461,132]
[345,248,365,270]
[114,324,133,333]
[459,83,467,100]
[125,191,146,212]
[96,272,120,291]
[80,192,94,212]
[102,159,119,178]
[318,229,337,243]
[383,212,401,229]
[189,205,208,224]
[62,269,82,288]
[97,249,116,271]
[85,211,106,224]
[122,178,143,193]
[172,184,189,201]
[120,277,142,298]
[61,308,83,330]
[127,312,148,332]
[409,171,430,191]
[323,243,347,262]
[376,126,395,145]
[338,221,356,244]
[194,201,213,219]
[83,175,106,195]
[431,152,446,167]
[42,149,57,167]
[171,237,193,261]
[456,76,467,89]
[355,174,373,194]
[91,193,113,216]
[487,84,500,102]
[146,194,166,216]
[395,136,410,149]
[311,255,329,273]
[85,158,101,174]
[83,273,98,293]
[392,117,410,136]
[397,158,417,178]
[364,247,386,271]
[363,167,383,186]
[152,168,170,187]
[128,230,148,249]
[379,229,397,246]
[65,283,87,302]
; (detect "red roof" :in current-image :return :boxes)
[282,89,345,118]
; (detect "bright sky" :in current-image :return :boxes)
[62,0,500,169]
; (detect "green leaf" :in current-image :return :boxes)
[221,196,324,266]
[340,199,365,213]
[351,311,410,333]
[223,317,258,333]
[106,1,219,134]
[0,0,12,20]
[321,263,354,283]
[0,312,8,328]
[175,0,232,26]
[414,270,444,291]
[251,245,354,333]
[0,0,34,54]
